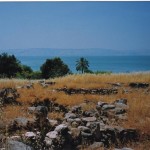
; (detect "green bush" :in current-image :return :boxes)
[40,57,71,79]
[30,71,42,79]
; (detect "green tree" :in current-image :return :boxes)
[40,57,71,79]
[16,65,33,79]
[0,53,22,78]
[76,57,89,73]
[21,65,33,73]
[30,71,42,79]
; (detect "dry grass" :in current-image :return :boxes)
[51,73,150,88]
[48,112,64,120]
[0,73,150,145]
[1,105,32,124]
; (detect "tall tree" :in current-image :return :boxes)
[40,57,71,79]
[0,53,22,78]
[76,57,89,73]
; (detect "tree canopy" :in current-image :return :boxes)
[76,57,89,73]
[40,57,71,79]
[0,53,22,78]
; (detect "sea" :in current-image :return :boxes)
[17,56,150,73]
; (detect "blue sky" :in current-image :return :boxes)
[0,2,150,50]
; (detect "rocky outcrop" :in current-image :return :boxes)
[30,98,68,113]
[57,87,118,95]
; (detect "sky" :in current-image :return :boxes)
[0,2,150,51]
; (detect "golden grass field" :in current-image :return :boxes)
[0,72,150,149]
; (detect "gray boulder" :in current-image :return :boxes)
[14,117,28,127]
[7,140,33,150]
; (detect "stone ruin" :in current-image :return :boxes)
[5,98,139,150]
[57,87,118,95]
[129,82,149,88]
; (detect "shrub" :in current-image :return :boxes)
[40,57,71,79]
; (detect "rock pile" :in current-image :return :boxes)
[38,80,56,88]
[129,82,149,88]
[0,88,20,105]
[6,98,139,150]
[16,83,34,89]
[30,98,68,113]
[57,87,118,95]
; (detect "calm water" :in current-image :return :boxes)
[17,56,150,73]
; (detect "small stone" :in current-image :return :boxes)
[115,103,129,109]
[28,107,36,114]
[66,118,74,123]
[81,131,92,137]
[82,117,97,122]
[25,132,36,138]
[114,99,127,105]
[55,124,68,133]
[88,142,104,149]
[102,104,115,111]
[46,131,58,139]
[97,101,107,107]
[78,126,91,133]
[74,118,81,123]
[72,121,78,128]
[44,137,53,146]
[65,113,77,119]
[48,119,58,127]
